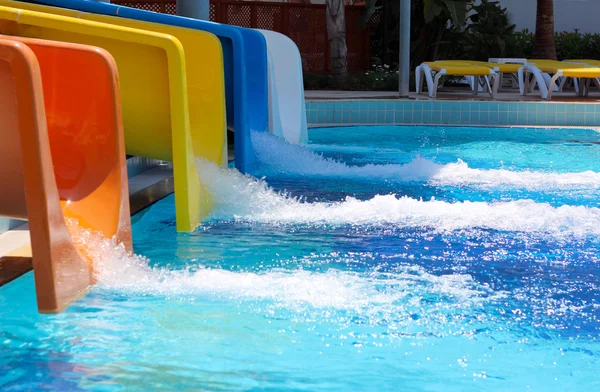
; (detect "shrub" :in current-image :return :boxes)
[463,0,516,61]
[509,29,535,58]
[504,29,600,60]
[303,64,405,91]
[554,30,600,60]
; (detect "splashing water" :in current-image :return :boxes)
[3,125,600,392]
[197,158,600,236]
[252,132,600,190]
[66,219,497,320]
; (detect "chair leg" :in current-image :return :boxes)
[559,77,569,92]
[530,76,538,93]
[416,65,423,94]
[518,67,525,95]
[483,75,493,97]
[490,74,500,97]
[523,73,530,96]
[584,79,591,97]
[542,72,553,91]
[432,72,444,98]
[528,67,549,98]
[546,74,562,100]
[422,65,435,96]
[467,75,475,91]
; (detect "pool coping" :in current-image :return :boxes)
[307,123,600,131]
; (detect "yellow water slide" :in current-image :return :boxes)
[0,2,227,231]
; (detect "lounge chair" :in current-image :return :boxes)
[416,61,498,98]
[462,61,522,93]
[519,59,600,99]
[565,59,600,67]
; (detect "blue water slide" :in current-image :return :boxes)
[28,0,269,174]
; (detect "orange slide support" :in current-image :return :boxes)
[0,36,131,313]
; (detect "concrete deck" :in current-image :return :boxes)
[305,89,600,102]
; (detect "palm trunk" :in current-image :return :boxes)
[533,0,557,59]
[326,0,347,75]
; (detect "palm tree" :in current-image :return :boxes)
[533,0,557,59]
[326,0,347,75]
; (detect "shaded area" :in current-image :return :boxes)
[0,256,32,288]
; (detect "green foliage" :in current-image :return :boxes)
[423,0,471,27]
[506,29,600,60]
[358,0,381,29]
[353,0,600,91]
[554,30,600,60]
[509,29,535,58]
[303,65,404,91]
[463,0,516,60]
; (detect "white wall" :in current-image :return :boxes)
[496,0,600,33]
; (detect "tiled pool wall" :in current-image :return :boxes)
[306,100,600,127]
[0,157,163,236]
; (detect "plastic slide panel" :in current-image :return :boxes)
[259,29,308,144]
[0,3,206,232]
[264,46,284,141]
[26,0,270,174]
[0,37,131,313]
[4,0,227,169]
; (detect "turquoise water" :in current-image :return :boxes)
[2,125,600,391]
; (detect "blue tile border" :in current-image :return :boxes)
[305,100,600,128]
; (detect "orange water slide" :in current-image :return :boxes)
[0,36,131,313]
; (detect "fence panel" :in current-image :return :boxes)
[112,0,372,73]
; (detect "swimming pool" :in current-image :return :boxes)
[1,125,599,391]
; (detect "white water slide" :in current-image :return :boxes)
[259,29,308,144]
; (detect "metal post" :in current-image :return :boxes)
[382,0,389,66]
[177,0,210,21]
[398,0,411,97]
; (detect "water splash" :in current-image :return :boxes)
[197,158,600,236]
[67,220,495,316]
[252,132,600,190]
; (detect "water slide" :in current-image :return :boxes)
[0,0,309,313]
[260,29,308,144]
[23,0,270,173]
[0,36,131,313]
[26,0,309,157]
[0,2,227,232]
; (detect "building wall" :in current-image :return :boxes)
[496,0,600,33]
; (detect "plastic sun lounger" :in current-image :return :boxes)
[488,57,527,65]
[27,0,270,173]
[438,60,522,74]
[0,37,131,313]
[564,59,600,90]
[565,59,600,67]
[0,4,218,232]
[520,59,600,99]
[430,60,521,94]
[416,61,498,98]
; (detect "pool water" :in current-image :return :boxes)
[2,125,600,391]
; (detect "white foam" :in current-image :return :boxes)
[68,221,493,312]
[252,132,600,190]
[197,159,600,236]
